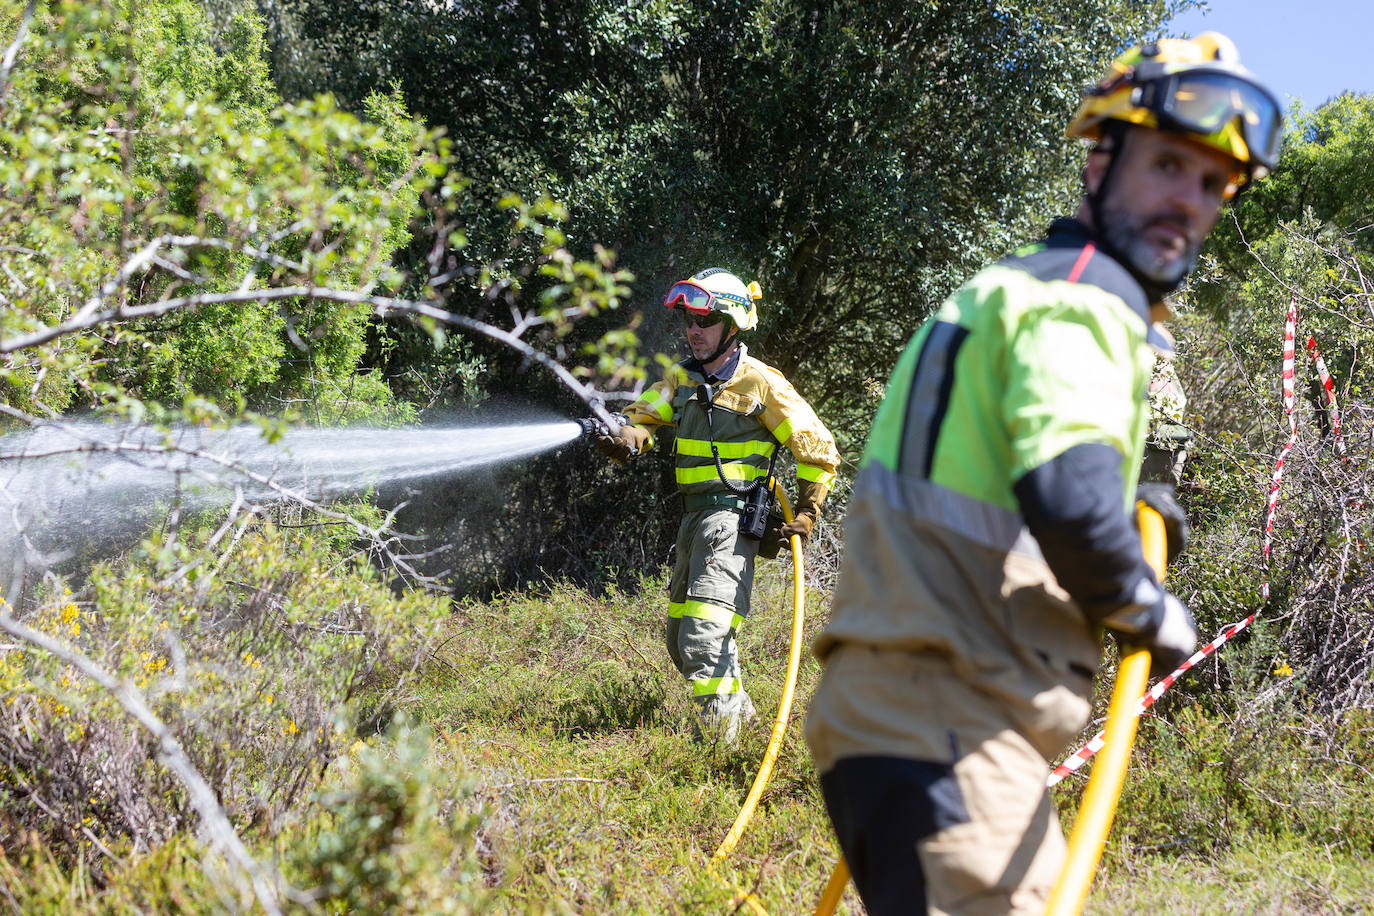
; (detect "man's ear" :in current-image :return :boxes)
[1083,148,1112,196]
[1083,126,1128,196]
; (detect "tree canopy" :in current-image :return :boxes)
[257,0,1188,444]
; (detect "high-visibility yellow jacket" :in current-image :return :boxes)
[812,219,1160,760]
[621,343,839,498]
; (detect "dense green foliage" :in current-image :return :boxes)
[256,0,1188,443]
[0,0,442,424]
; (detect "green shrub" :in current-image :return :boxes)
[0,511,448,876]
[293,719,488,915]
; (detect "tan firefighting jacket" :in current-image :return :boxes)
[621,344,839,499]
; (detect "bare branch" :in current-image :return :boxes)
[0,0,36,102]
[1,283,624,427]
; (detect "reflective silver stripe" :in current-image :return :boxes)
[900,321,968,478]
[855,462,1044,560]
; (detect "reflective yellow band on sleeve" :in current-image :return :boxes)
[668,599,744,631]
[674,436,775,460]
[797,464,837,485]
[634,389,673,422]
[675,463,768,486]
[771,417,794,444]
[692,676,744,697]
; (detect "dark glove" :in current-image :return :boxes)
[1136,483,1189,565]
[1105,590,1198,679]
[595,425,651,464]
[769,477,829,550]
[776,512,816,548]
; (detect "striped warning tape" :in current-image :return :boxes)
[1262,295,1300,601]
[1046,610,1259,786]
[1049,293,1314,788]
[1306,334,1347,461]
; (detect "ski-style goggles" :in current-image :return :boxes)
[663,280,720,315]
[1135,70,1284,171]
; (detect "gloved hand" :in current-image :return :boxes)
[595,424,651,464]
[1106,590,1198,680]
[1136,482,1189,565]
[776,512,815,548]
[770,478,829,550]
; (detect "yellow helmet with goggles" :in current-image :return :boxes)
[1067,31,1283,192]
[662,268,761,332]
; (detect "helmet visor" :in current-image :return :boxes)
[663,281,715,315]
[1145,72,1283,170]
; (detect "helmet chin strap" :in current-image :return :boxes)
[701,326,739,366]
[1086,125,1190,305]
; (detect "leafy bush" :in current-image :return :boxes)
[0,512,448,880]
[293,719,489,915]
[0,0,441,425]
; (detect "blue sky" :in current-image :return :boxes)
[1167,0,1372,111]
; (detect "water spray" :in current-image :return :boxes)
[0,418,586,591]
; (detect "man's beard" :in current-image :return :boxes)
[1098,200,1200,295]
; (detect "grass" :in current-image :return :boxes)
[407,562,857,914]
[8,540,1374,913]
[1087,839,1374,914]
[408,559,1374,914]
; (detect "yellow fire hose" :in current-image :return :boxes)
[707,481,808,916]
[713,480,807,861]
[1043,502,1162,915]
[814,857,851,916]
[815,504,1166,916]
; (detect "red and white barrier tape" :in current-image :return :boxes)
[1049,293,1316,788]
[1306,334,1347,460]
[1046,611,1259,786]
[1262,295,1300,601]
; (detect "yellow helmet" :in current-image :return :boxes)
[662,268,761,332]
[1067,32,1283,188]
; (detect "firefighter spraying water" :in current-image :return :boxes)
[583,268,840,745]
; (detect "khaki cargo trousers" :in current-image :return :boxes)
[666,507,759,741]
[806,645,1069,916]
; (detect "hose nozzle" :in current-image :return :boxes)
[576,412,626,439]
[575,416,609,439]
